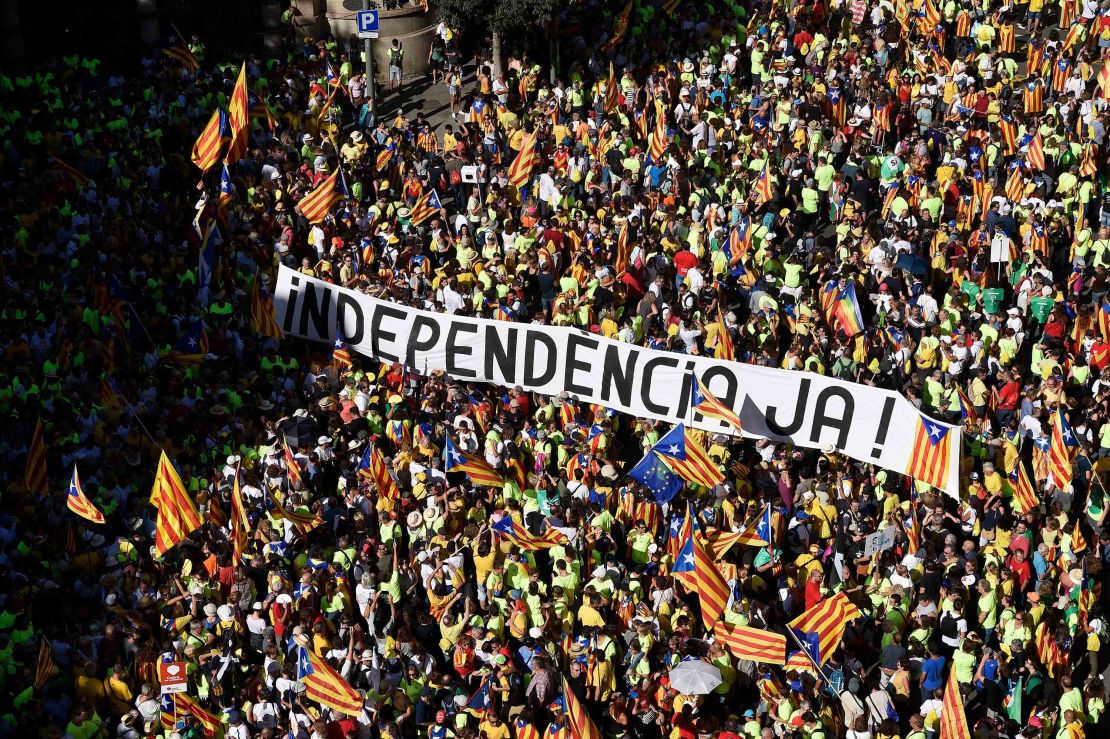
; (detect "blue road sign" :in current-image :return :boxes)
[356,9,379,35]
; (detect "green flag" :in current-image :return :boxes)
[1005,678,1023,722]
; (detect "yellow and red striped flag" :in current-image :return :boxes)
[357,444,399,501]
[269,492,323,538]
[714,623,785,665]
[714,307,734,360]
[1007,460,1037,514]
[444,437,504,487]
[605,62,620,112]
[191,108,228,173]
[174,693,222,736]
[905,415,953,491]
[601,0,634,52]
[787,592,860,665]
[163,43,200,73]
[491,516,569,550]
[664,0,681,13]
[753,161,775,204]
[226,62,250,163]
[34,638,58,690]
[250,270,283,338]
[1080,144,1099,178]
[281,439,303,485]
[297,646,365,715]
[1049,411,1079,487]
[1026,131,1046,171]
[691,375,742,432]
[67,465,105,525]
[295,169,342,224]
[229,464,249,565]
[151,451,203,557]
[693,534,731,628]
[408,189,443,226]
[561,677,603,739]
[1099,63,1110,100]
[649,101,668,163]
[1005,166,1026,203]
[507,133,538,189]
[1072,520,1088,554]
[24,417,48,495]
[654,424,724,488]
[939,666,971,739]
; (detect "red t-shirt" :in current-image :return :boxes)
[673,250,699,276]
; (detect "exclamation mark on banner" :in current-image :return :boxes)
[872,397,895,458]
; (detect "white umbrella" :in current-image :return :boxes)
[668,659,722,695]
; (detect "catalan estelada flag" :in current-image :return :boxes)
[652,424,724,488]
[250,270,283,338]
[151,451,202,557]
[229,464,249,565]
[408,189,442,226]
[24,417,48,495]
[297,646,365,715]
[444,437,504,487]
[788,592,860,665]
[753,161,775,204]
[561,677,603,739]
[649,102,668,163]
[691,375,742,432]
[67,465,105,524]
[714,623,786,665]
[1026,131,1046,171]
[332,330,354,370]
[516,719,541,739]
[174,693,222,736]
[1049,411,1079,487]
[296,169,344,224]
[905,415,952,491]
[939,666,971,739]
[357,444,399,501]
[819,278,865,337]
[731,503,774,547]
[508,133,538,189]
[191,108,227,173]
[281,439,302,485]
[491,515,569,550]
[226,62,250,163]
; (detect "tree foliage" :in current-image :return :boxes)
[435,0,564,35]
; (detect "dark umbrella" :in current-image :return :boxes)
[894,253,929,276]
[276,416,320,448]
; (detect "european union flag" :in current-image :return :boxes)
[628,451,683,504]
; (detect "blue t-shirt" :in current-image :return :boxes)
[921,656,946,691]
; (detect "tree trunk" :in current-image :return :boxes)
[492,29,504,79]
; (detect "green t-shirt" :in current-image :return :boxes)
[982,288,1005,314]
[1029,296,1054,323]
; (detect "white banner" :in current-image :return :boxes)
[274,266,962,497]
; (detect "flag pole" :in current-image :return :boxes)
[784,623,886,723]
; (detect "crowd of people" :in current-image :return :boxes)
[6,0,1110,737]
